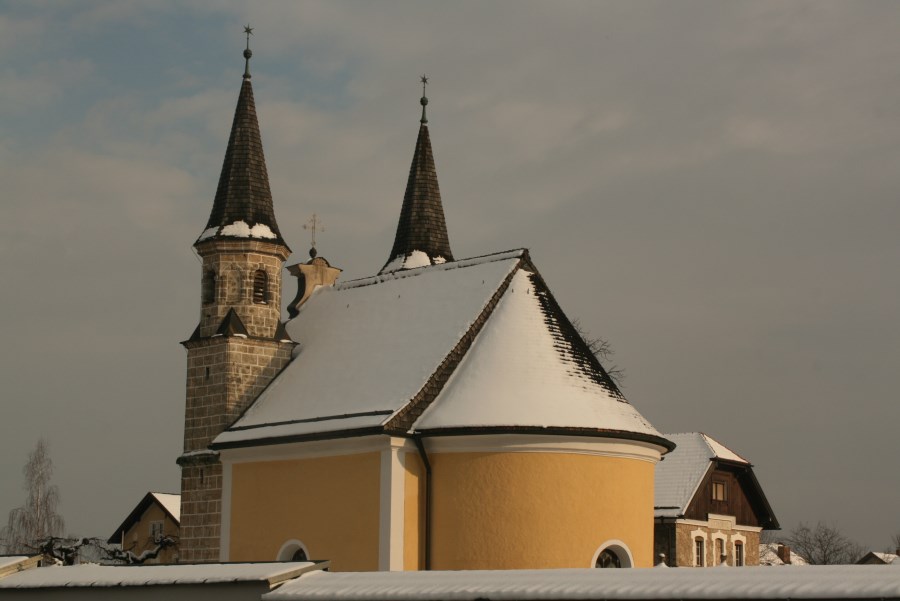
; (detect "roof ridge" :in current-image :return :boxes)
[340,249,527,290]
[382,259,523,431]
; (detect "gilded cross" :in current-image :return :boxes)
[303,213,325,249]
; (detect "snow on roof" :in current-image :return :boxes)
[215,252,523,446]
[215,249,666,448]
[263,565,900,600]
[0,557,30,571]
[759,543,809,566]
[0,561,320,589]
[869,552,899,565]
[654,433,749,517]
[415,268,661,437]
[151,492,180,522]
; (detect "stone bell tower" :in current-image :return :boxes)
[178,28,294,563]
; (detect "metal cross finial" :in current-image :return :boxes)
[419,74,429,124]
[303,213,325,258]
[243,25,254,80]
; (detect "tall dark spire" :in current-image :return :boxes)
[380,77,453,273]
[197,27,286,247]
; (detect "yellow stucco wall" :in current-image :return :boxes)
[429,451,655,569]
[229,452,381,571]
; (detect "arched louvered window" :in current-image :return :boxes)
[253,270,269,304]
[202,270,216,305]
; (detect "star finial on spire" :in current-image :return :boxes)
[243,24,254,80]
[419,74,429,124]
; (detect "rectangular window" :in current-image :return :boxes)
[715,539,724,565]
[712,480,727,501]
[150,520,164,541]
[735,542,744,567]
[695,539,705,567]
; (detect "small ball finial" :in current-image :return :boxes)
[243,25,254,80]
[309,246,318,259]
[419,74,429,124]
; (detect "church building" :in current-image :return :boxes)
[177,36,674,571]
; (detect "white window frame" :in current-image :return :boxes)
[590,539,634,568]
[690,528,708,567]
[277,539,311,562]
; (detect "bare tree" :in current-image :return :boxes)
[37,536,178,566]
[785,521,866,565]
[572,319,626,387]
[1,439,65,554]
[890,532,900,554]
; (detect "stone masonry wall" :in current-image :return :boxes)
[181,238,293,563]
[656,521,761,567]
[178,459,223,563]
[196,239,290,339]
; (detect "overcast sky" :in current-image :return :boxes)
[1,1,898,552]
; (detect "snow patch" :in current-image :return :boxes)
[199,221,278,241]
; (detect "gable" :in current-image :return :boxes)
[683,463,762,527]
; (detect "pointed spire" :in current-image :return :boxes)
[380,77,453,273]
[198,28,287,248]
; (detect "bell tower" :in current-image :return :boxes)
[178,27,294,563]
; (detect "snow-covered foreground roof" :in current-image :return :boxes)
[265,565,900,601]
[0,561,320,589]
[654,432,748,517]
[214,250,666,448]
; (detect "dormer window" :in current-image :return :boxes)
[253,270,268,304]
[712,480,727,502]
[202,270,216,305]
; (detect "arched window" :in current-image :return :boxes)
[276,539,310,562]
[253,270,268,304]
[695,538,705,567]
[591,540,633,568]
[595,549,621,568]
[202,270,216,305]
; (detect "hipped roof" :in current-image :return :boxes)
[213,250,669,450]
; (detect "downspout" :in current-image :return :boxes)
[413,434,432,570]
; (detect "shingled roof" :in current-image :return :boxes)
[196,75,287,247]
[212,250,670,450]
[380,122,454,273]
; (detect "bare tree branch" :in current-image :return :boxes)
[572,319,626,387]
[784,521,865,565]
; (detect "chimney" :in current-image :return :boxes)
[777,544,792,565]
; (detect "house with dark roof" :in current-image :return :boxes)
[108,492,181,564]
[176,39,674,571]
[654,433,779,567]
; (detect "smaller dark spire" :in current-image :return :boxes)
[243,24,254,80]
[419,74,429,124]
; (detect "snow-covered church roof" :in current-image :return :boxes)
[213,250,669,450]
